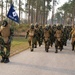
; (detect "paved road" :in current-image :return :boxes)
[0,40,75,75]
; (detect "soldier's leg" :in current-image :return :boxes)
[72,42,74,51]
[39,38,43,46]
[31,38,35,52]
[28,40,32,50]
[45,40,49,52]
[34,37,37,48]
[55,40,58,53]
[4,44,11,63]
[37,37,41,47]
[60,42,63,51]
[0,46,5,63]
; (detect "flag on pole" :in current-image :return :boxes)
[7,4,20,23]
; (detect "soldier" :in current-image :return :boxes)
[0,20,14,63]
[39,25,44,46]
[26,24,36,52]
[44,25,50,52]
[48,24,54,47]
[54,25,63,53]
[62,26,68,46]
[70,26,75,51]
[34,23,41,47]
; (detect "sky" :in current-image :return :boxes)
[48,0,68,19]
[56,0,68,10]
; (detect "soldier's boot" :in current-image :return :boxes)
[38,41,41,47]
[31,48,33,52]
[55,46,58,53]
[34,43,37,48]
[45,45,49,52]
[51,41,53,47]
[72,44,74,51]
[45,47,48,52]
[34,45,37,48]
[60,44,63,51]
[65,42,67,46]
[1,57,5,63]
[55,49,58,53]
[4,57,10,63]
[31,44,34,52]
[29,46,33,52]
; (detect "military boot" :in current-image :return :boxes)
[4,57,10,63]
[55,49,58,53]
[31,49,33,52]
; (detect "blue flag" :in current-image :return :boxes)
[7,4,20,23]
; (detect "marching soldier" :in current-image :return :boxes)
[44,25,50,52]
[26,24,36,52]
[39,25,44,46]
[54,25,63,53]
[48,24,54,47]
[70,26,75,51]
[0,20,14,63]
[34,23,41,47]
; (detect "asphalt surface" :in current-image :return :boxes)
[0,40,75,75]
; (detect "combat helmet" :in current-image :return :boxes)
[30,24,34,29]
[45,24,49,30]
[35,23,39,28]
[2,20,8,27]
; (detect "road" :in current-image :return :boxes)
[0,40,75,75]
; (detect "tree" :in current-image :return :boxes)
[58,0,75,25]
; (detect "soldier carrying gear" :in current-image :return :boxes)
[48,24,54,47]
[26,24,36,52]
[0,20,14,63]
[44,25,50,52]
[34,23,41,47]
[39,25,44,46]
[54,26,63,53]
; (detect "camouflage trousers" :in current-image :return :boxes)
[28,36,36,51]
[0,43,11,58]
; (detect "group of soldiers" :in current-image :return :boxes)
[26,23,75,53]
[0,20,14,63]
[0,20,75,63]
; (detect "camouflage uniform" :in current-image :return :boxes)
[62,27,68,46]
[44,25,50,52]
[70,27,75,51]
[54,26,63,53]
[39,25,44,46]
[27,24,36,51]
[0,20,14,63]
[34,23,41,47]
[48,25,54,47]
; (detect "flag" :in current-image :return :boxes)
[7,4,20,23]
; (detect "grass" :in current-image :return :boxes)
[10,37,29,56]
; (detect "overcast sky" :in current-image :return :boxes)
[56,0,68,9]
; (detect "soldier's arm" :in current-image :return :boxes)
[25,29,30,38]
